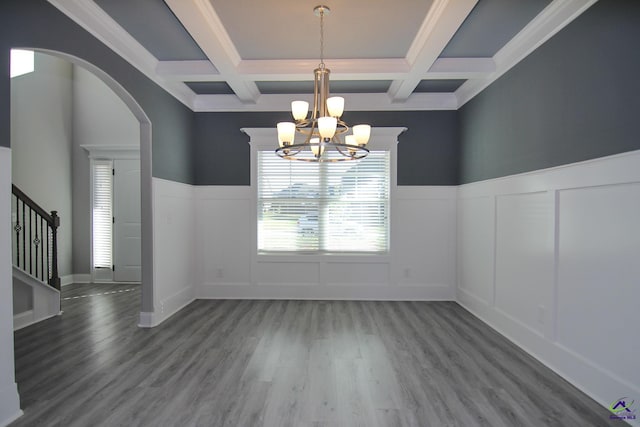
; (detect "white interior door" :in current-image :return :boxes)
[113,159,141,282]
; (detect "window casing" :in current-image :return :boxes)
[257,150,390,254]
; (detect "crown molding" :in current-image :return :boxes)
[455,0,598,108]
[164,0,260,103]
[387,0,478,102]
[48,0,597,113]
[47,0,196,109]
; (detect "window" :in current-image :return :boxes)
[258,151,390,253]
[10,49,34,78]
[92,160,113,269]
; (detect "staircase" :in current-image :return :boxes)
[11,184,61,330]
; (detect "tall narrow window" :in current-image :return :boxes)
[10,49,34,78]
[92,160,113,269]
[258,151,390,253]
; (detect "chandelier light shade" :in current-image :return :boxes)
[276,5,371,162]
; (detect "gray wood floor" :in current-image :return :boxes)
[11,284,615,427]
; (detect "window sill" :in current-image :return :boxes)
[256,252,391,263]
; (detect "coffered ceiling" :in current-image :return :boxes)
[49,0,597,112]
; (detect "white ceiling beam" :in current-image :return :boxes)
[164,0,260,103]
[157,57,497,82]
[455,0,598,108]
[47,0,196,109]
[157,58,411,82]
[237,58,411,81]
[155,60,220,81]
[193,92,457,112]
[426,58,496,79]
[387,0,478,103]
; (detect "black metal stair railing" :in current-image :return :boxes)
[11,184,61,290]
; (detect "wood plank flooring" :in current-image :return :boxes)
[11,284,615,426]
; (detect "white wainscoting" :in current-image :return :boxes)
[0,147,23,426]
[144,178,196,327]
[457,149,640,422]
[195,185,457,300]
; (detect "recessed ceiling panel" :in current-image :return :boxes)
[210,0,434,60]
[414,80,466,93]
[95,0,207,61]
[257,80,392,95]
[440,0,551,58]
[186,82,235,95]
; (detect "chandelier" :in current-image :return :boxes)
[276,5,371,162]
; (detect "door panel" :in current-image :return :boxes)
[113,159,141,282]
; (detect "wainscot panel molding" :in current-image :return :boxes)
[195,185,457,300]
[142,178,196,327]
[457,149,640,421]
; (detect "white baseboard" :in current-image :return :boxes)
[458,293,640,427]
[61,274,91,286]
[197,283,455,300]
[138,286,195,328]
[13,310,61,331]
[12,310,33,330]
[0,382,22,427]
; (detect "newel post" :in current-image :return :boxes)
[49,210,61,290]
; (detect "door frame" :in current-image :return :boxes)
[82,145,140,283]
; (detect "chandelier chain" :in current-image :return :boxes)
[319,7,325,68]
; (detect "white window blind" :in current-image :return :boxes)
[92,160,113,268]
[258,150,390,253]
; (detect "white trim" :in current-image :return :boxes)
[48,0,596,112]
[198,284,453,301]
[0,146,22,427]
[47,0,195,109]
[138,291,195,328]
[60,274,92,286]
[157,57,495,82]
[194,92,458,112]
[388,0,478,102]
[13,310,61,331]
[0,389,22,427]
[458,149,640,197]
[457,148,640,424]
[455,0,597,107]
[81,144,140,160]
[163,0,260,103]
[12,311,34,330]
[426,57,496,79]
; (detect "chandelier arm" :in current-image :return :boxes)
[275,6,369,163]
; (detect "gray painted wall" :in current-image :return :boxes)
[11,52,74,277]
[193,111,459,186]
[0,0,194,183]
[459,0,640,183]
[72,65,139,275]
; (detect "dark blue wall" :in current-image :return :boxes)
[193,111,459,186]
[459,0,640,183]
[0,0,194,183]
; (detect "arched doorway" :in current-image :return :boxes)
[8,48,155,322]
